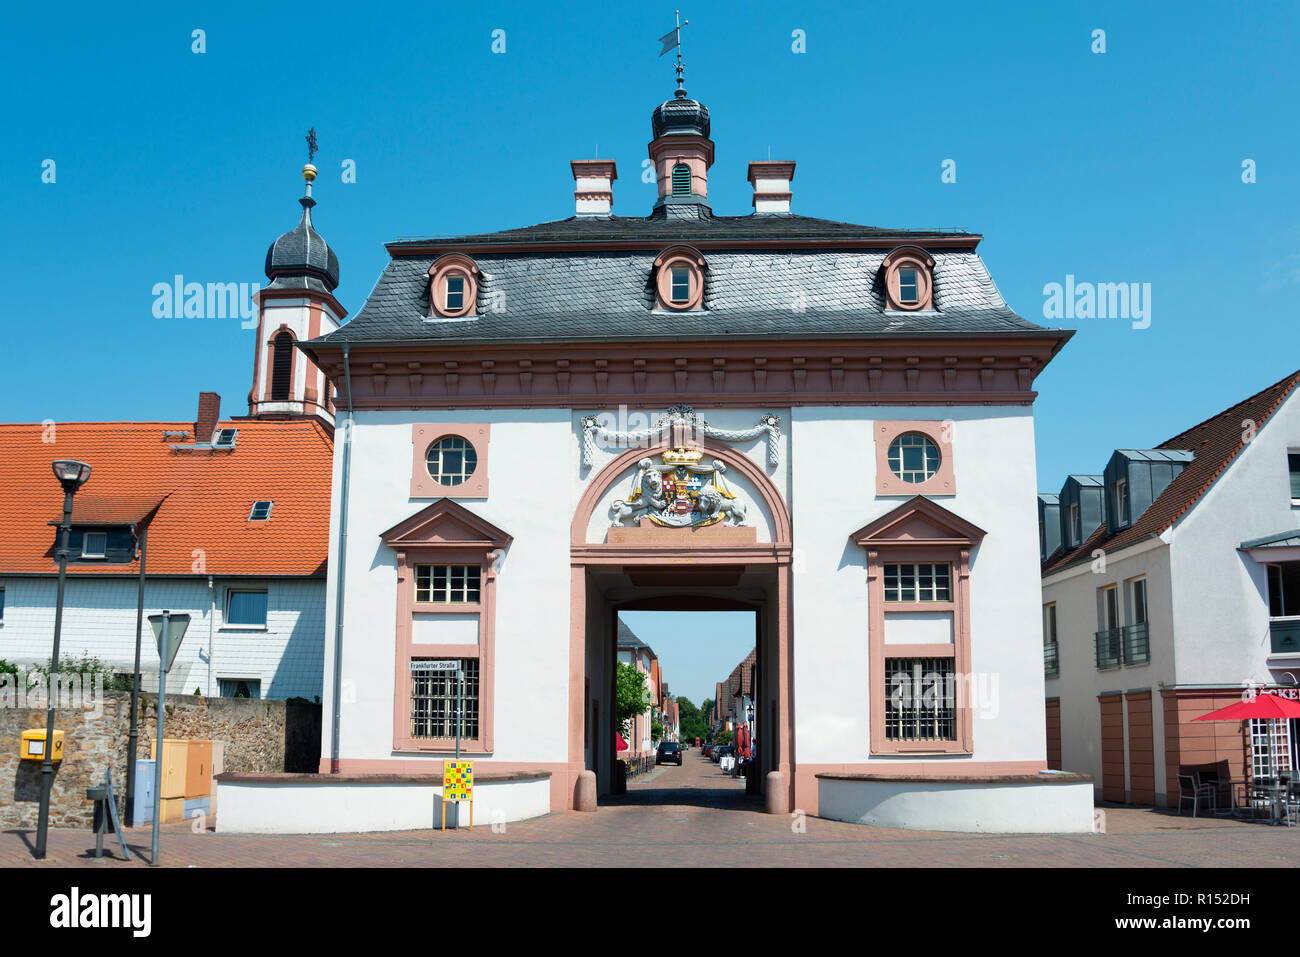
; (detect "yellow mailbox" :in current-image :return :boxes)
[20,729,65,762]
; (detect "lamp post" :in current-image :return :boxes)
[147,610,190,866]
[33,460,92,860]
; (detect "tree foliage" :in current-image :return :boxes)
[615,661,652,736]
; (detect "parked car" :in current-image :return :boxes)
[656,741,683,766]
[715,745,734,766]
[702,744,714,758]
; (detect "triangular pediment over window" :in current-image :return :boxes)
[850,495,986,549]
[379,498,512,549]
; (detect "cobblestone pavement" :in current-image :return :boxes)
[5,749,1300,868]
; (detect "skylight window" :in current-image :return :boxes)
[215,428,238,448]
[248,501,273,521]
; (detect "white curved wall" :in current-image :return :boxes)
[817,778,1095,833]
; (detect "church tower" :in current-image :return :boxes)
[248,161,345,425]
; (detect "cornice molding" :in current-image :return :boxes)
[308,336,1065,410]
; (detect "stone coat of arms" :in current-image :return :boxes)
[610,448,747,528]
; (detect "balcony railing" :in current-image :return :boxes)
[1270,617,1300,655]
[1044,642,1059,678]
[1094,628,1122,670]
[1122,622,1150,665]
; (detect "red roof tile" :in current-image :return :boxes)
[0,418,333,577]
[1043,369,1300,575]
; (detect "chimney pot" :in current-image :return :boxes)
[195,392,221,444]
[571,159,617,216]
[748,160,796,214]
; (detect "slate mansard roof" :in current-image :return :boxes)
[306,213,1052,349]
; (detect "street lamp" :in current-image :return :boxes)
[147,610,190,866]
[33,460,91,860]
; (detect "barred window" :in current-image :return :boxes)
[411,658,480,739]
[885,657,956,741]
[414,564,480,603]
[883,562,951,602]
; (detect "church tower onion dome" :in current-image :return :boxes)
[265,164,340,292]
[651,89,710,139]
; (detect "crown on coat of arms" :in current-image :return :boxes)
[661,447,704,467]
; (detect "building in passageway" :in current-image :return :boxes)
[219,71,1095,835]
[1041,369,1300,808]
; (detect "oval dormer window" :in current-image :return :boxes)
[881,246,936,311]
[671,164,692,195]
[653,246,707,311]
[427,254,479,319]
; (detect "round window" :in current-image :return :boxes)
[887,433,940,484]
[425,435,478,485]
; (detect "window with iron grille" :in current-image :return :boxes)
[411,658,480,739]
[415,564,481,603]
[270,331,294,401]
[671,164,691,195]
[884,657,956,741]
[883,563,952,602]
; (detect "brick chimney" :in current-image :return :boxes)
[195,392,221,444]
[571,159,617,216]
[747,161,796,213]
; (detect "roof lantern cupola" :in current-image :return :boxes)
[648,13,714,220]
[265,129,340,293]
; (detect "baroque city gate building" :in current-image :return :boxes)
[234,78,1101,833]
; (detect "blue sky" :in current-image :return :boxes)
[3,2,1296,695]
[621,611,754,708]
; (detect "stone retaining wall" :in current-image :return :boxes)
[0,689,320,829]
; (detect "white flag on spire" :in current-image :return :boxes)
[658,27,679,56]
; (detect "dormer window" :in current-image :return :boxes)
[445,275,465,312]
[881,246,935,311]
[82,532,107,559]
[653,246,706,311]
[671,164,692,195]
[670,267,690,303]
[1114,477,1130,527]
[427,254,479,319]
[1069,502,1081,547]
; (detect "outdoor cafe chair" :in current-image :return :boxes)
[1177,773,1215,817]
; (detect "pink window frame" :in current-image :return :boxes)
[882,245,935,311]
[653,245,707,310]
[380,500,512,755]
[427,254,479,318]
[874,420,956,496]
[851,497,986,756]
[410,423,490,499]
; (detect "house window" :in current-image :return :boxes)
[1290,453,1300,504]
[671,164,691,195]
[898,268,919,304]
[883,563,952,602]
[1069,502,1081,548]
[226,588,268,627]
[411,658,480,739]
[445,274,465,311]
[425,436,478,485]
[219,678,261,699]
[1115,477,1130,526]
[81,532,107,559]
[1131,578,1148,624]
[270,331,294,401]
[248,501,273,521]
[884,658,956,741]
[886,433,940,484]
[0,586,5,622]
[670,267,690,303]
[1101,585,1119,631]
[1268,562,1300,617]
[415,564,481,604]
[1043,602,1059,677]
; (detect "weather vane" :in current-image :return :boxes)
[657,10,689,94]
[305,127,318,164]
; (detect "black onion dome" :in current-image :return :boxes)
[265,196,340,291]
[651,90,710,139]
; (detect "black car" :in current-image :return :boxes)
[656,741,683,765]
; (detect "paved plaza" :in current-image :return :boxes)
[4,751,1299,868]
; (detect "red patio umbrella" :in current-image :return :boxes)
[1193,692,1300,780]
[615,732,629,752]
